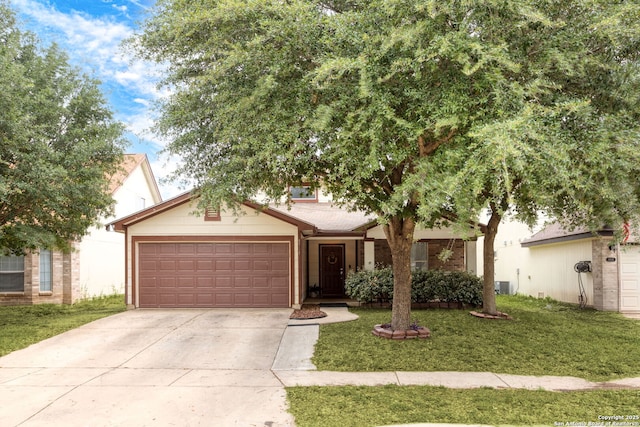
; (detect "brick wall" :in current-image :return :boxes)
[592,238,619,311]
[0,249,81,306]
[374,239,466,272]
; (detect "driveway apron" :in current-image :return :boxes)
[0,309,295,426]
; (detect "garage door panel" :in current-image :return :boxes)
[195,277,213,287]
[196,294,214,305]
[253,261,271,271]
[196,244,214,254]
[196,260,213,271]
[177,260,196,271]
[271,260,289,271]
[253,277,269,288]
[215,293,233,305]
[234,260,251,271]
[138,242,290,308]
[214,244,233,254]
[620,246,640,312]
[234,244,251,254]
[215,260,233,271]
[158,260,176,271]
[234,277,251,288]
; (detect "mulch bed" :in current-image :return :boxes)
[289,304,328,320]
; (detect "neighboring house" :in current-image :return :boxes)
[108,187,480,309]
[0,154,162,306]
[482,215,640,314]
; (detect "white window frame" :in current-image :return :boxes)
[411,241,428,271]
[289,185,317,201]
[39,250,52,292]
[0,254,25,292]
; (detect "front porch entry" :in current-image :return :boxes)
[319,244,345,297]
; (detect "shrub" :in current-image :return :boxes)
[345,267,483,306]
[344,267,393,303]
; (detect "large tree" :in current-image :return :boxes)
[418,1,640,314]
[0,2,125,254]
[134,0,640,328]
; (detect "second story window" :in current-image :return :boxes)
[289,185,317,202]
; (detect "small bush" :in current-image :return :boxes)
[344,267,394,303]
[345,267,483,306]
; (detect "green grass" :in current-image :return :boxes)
[287,385,640,427]
[313,295,640,381]
[0,294,126,357]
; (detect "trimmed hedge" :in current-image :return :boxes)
[345,267,483,307]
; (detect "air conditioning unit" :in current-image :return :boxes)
[494,281,510,295]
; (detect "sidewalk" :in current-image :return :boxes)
[272,307,640,392]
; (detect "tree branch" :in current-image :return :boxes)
[418,128,457,157]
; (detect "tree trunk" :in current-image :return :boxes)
[383,215,416,331]
[482,208,501,315]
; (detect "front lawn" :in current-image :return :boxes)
[0,294,126,357]
[287,385,640,427]
[312,295,640,381]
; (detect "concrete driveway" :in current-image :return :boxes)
[0,309,295,426]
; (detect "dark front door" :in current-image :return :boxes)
[320,244,345,297]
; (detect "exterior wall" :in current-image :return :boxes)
[125,202,300,307]
[476,213,544,286]
[366,223,478,273]
[0,250,79,305]
[78,162,161,298]
[591,237,618,311]
[520,240,594,305]
[373,239,467,272]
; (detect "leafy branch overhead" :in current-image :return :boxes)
[0,1,125,254]
[133,0,640,324]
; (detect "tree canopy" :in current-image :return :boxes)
[0,1,126,254]
[134,0,640,326]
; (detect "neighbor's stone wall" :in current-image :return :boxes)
[591,238,619,311]
[0,249,81,306]
[63,250,82,304]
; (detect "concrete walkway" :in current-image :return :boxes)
[272,307,640,392]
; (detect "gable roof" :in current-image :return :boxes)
[107,191,317,233]
[269,203,375,233]
[108,154,162,203]
[521,222,615,247]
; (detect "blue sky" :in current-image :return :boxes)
[11,0,181,198]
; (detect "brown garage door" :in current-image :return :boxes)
[137,242,290,308]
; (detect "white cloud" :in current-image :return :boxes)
[12,0,175,196]
[112,4,128,13]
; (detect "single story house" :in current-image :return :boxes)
[108,188,480,309]
[0,154,162,305]
[518,223,640,313]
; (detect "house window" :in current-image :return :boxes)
[289,185,317,201]
[411,242,428,271]
[0,254,25,292]
[39,250,52,292]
